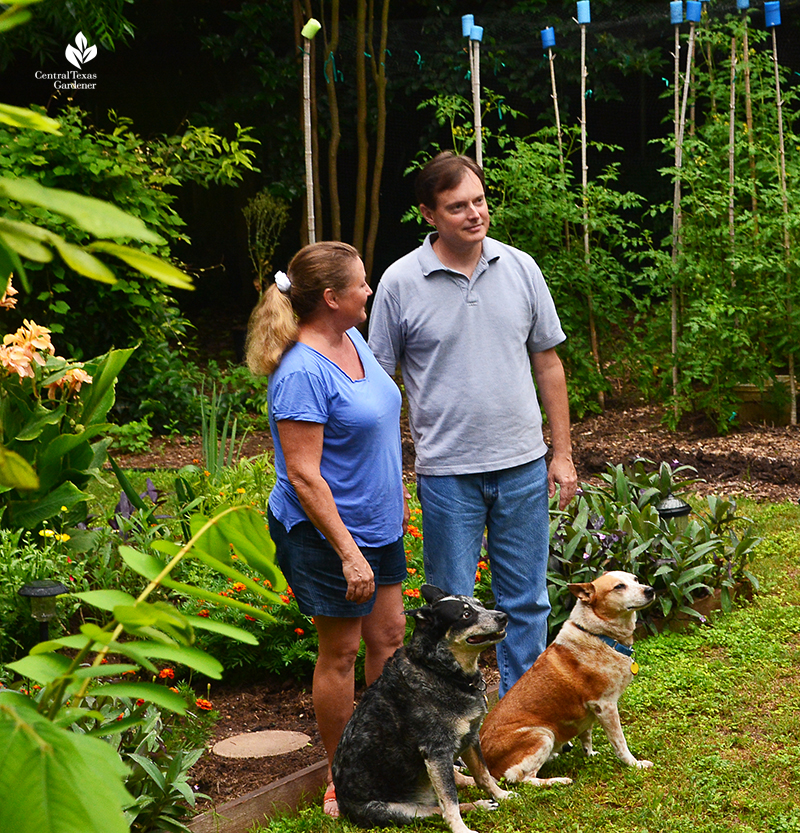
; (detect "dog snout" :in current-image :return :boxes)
[643,586,655,600]
[495,611,508,629]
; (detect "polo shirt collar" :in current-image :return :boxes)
[419,233,502,278]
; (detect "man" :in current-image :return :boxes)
[369,152,577,697]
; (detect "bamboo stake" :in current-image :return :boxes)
[543,27,570,250]
[769,18,796,424]
[670,2,700,421]
[728,36,737,281]
[670,8,682,420]
[470,27,483,168]
[301,18,321,244]
[741,5,758,231]
[577,1,602,408]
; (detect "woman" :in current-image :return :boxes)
[246,241,408,817]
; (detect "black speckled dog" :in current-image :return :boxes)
[332,585,512,833]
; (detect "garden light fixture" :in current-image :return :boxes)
[655,493,692,533]
[18,579,68,642]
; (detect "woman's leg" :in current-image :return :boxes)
[313,615,363,781]
[360,583,406,685]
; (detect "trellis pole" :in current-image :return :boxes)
[765,0,796,424]
[301,18,321,244]
[542,26,569,249]
[669,0,700,421]
[576,0,603,408]
[470,23,484,167]
[738,0,758,230]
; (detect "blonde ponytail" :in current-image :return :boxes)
[245,284,299,376]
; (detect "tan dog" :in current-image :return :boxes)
[479,571,654,786]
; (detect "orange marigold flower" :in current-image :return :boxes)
[263,579,272,588]
[280,594,290,604]
[169,686,179,693]
[198,609,210,617]
[135,698,145,706]
[407,567,417,575]
[403,588,421,598]
[406,525,422,539]
[286,586,295,597]
[158,668,175,680]
[475,571,482,582]
[478,560,488,570]
[294,628,305,636]
[195,698,213,711]
[244,614,255,621]
[232,582,247,592]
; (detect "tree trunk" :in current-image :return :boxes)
[322,0,342,240]
[364,0,389,283]
[353,0,368,254]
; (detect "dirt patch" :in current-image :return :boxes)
[114,403,800,810]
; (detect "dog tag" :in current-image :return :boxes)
[630,661,639,675]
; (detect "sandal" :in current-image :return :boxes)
[323,783,339,818]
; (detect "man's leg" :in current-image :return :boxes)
[417,472,488,597]
[486,457,550,698]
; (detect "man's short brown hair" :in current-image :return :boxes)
[415,152,485,209]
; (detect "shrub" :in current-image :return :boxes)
[548,459,761,632]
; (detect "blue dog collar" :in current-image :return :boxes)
[571,621,635,657]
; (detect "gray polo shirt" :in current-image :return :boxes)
[369,234,566,476]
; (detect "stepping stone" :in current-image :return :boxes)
[212,730,312,759]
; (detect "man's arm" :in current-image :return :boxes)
[367,281,403,375]
[531,347,577,510]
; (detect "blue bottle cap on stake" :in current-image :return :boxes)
[670,1,683,24]
[541,26,556,49]
[764,0,781,26]
[686,0,701,21]
[470,25,483,42]
[577,0,591,24]
[461,14,474,37]
[736,0,749,8]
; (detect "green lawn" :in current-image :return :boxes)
[252,498,800,833]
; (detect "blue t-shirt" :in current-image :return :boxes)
[267,328,403,547]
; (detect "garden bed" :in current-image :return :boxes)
[148,402,800,817]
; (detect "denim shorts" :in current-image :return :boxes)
[267,505,406,618]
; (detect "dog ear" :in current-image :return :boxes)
[421,584,447,604]
[568,581,596,603]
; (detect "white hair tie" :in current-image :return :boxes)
[274,270,291,295]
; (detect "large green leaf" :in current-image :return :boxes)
[113,601,195,645]
[0,233,25,287]
[0,445,39,490]
[0,176,163,243]
[14,400,66,442]
[7,480,89,528]
[0,691,131,833]
[190,507,285,589]
[184,614,259,645]
[89,241,193,290]
[90,681,187,714]
[50,236,116,284]
[0,102,60,133]
[126,642,223,679]
[78,348,135,429]
[72,590,137,612]
[0,220,53,262]
[5,653,73,685]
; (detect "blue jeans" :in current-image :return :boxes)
[417,457,550,698]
